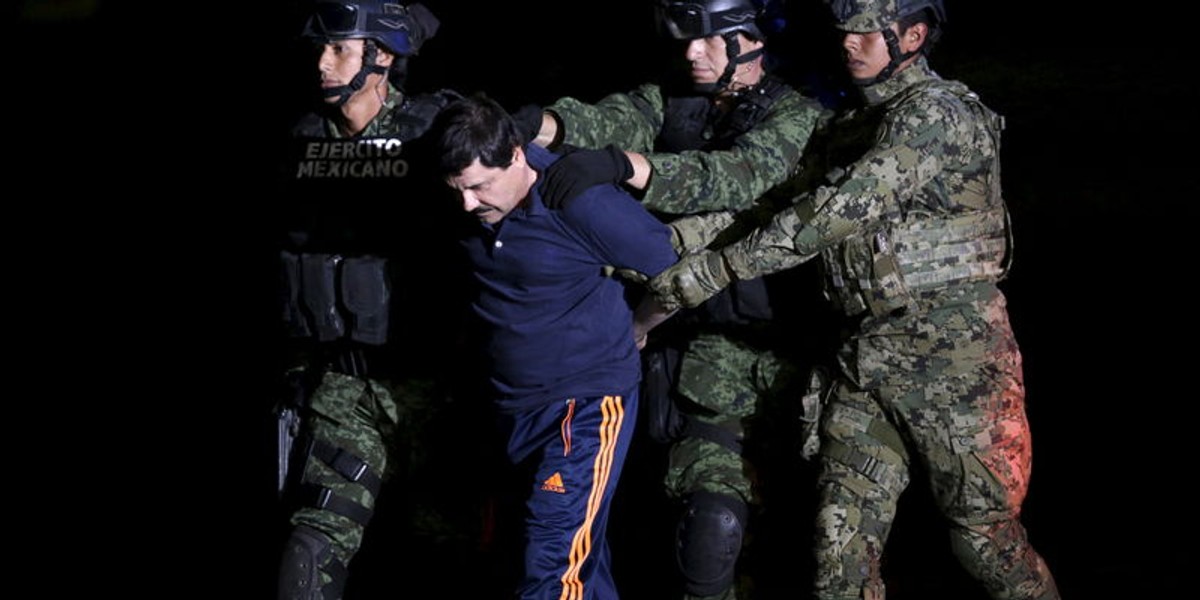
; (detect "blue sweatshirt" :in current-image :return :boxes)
[461,145,678,413]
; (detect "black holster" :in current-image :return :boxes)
[643,343,684,444]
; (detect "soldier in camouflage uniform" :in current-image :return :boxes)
[647,1,1060,598]
[275,2,468,598]
[519,2,828,598]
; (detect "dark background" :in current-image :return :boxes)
[18,0,1195,596]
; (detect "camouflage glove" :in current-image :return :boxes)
[668,211,736,255]
[648,249,734,311]
[540,145,633,210]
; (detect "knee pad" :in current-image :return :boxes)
[277,525,347,600]
[675,491,748,597]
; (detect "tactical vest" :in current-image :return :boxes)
[821,79,1010,318]
[280,89,465,377]
[657,76,792,157]
[656,77,794,326]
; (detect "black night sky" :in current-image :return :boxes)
[22,1,1196,597]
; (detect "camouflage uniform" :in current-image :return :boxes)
[278,81,470,598]
[550,76,826,600]
[650,55,1060,599]
[286,371,411,570]
[550,81,820,214]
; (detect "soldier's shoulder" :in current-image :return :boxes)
[776,86,832,118]
[886,79,978,132]
[386,88,466,140]
[909,78,984,116]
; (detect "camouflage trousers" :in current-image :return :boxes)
[284,371,445,593]
[813,308,1058,600]
[668,332,797,600]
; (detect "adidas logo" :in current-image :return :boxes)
[541,472,566,493]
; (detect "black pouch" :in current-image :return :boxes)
[643,344,684,444]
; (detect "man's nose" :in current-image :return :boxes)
[318,46,334,72]
[460,191,479,213]
[842,33,862,53]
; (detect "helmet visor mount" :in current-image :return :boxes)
[312,3,364,37]
[307,2,416,55]
[661,2,759,39]
[662,3,712,39]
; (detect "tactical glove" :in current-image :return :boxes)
[540,145,634,210]
[648,249,734,311]
[510,104,545,144]
[668,211,736,255]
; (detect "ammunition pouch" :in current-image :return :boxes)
[281,251,392,345]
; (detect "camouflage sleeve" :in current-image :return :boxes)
[547,83,665,153]
[722,93,961,280]
[640,92,827,214]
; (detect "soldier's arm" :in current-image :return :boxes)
[648,98,956,310]
[547,83,666,153]
[721,97,957,280]
[638,92,827,214]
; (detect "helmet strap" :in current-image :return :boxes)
[712,31,741,93]
[322,40,389,107]
[858,27,916,86]
[702,31,764,95]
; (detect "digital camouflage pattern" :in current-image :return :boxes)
[549,75,826,600]
[548,82,825,214]
[649,57,1059,599]
[290,372,462,588]
[669,211,737,255]
[650,58,1007,312]
[669,335,799,600]
[280,81,475,599]
[827,0,938,34]
[293,372,399,574]
[814,293,1057,599]
[666,334,797,504]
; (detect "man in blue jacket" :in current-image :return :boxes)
[430,94,678,600]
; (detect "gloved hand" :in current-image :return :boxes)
[668,211,736,255]
[510,104,545,144]
[648,249,734,311]
[540,144,634,210]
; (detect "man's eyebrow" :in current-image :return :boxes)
[465,176,491,189]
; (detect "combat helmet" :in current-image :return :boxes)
[302,1,440,104]
[827,0,944,32]
[303,0,439,56]
[658,0,765,41]
[826,0,944,83]
[658,0,778,93]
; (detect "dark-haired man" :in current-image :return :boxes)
[432,94,678,600]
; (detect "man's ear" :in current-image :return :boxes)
[902,22,928,53]
[740,33,764,53]
[375,48,395,69]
